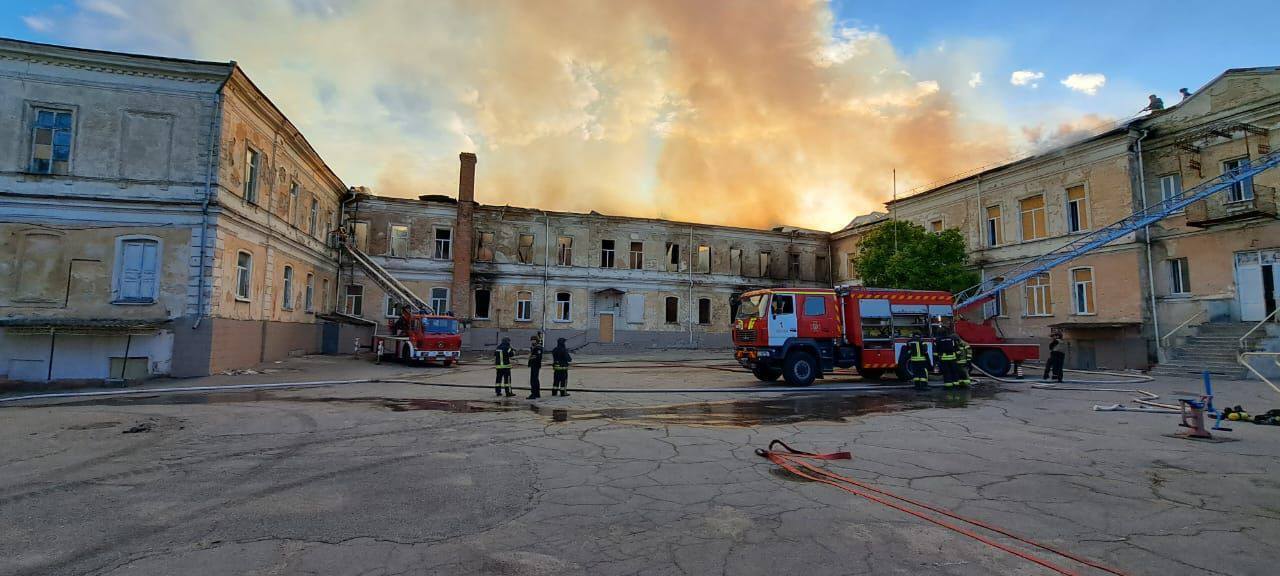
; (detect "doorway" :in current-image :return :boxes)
[1235,249,1280,321]
[599,313,615,343]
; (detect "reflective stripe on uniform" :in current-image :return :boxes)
[553,366,568,371]
[495,364,511,369]
[940,354,956,360]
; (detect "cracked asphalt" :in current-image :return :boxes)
[2,353,1279,575]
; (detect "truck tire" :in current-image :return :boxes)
[858,368,884,381]
[974,349,1010,377]
[782,351,818,387]
[752,365,782,382]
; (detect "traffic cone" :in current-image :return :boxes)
[1013,362,1024,379]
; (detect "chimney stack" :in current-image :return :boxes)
[458,152,477,203]
[451,152,476,322]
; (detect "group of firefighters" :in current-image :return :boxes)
[898,325,973,391]
[493,333,572,400]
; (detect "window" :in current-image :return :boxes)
[430,287,450,314]
[344,284,363,316]
[803,295,826,316]
[516,234,535,264]
[929,219,944,233]
[474,289,491,319]
[304,273,315,312]
[846,253,857,279]
[1169,258,1191,295]
[698,298,712,324]
[281,266,294,310]
[815,255,829,282]
[1071,268,1095,315]
[29,108,73,175]
[788,253,801,280]
[1066,186,1089,233]
[557,236,573,266]
[476,231,495,262]
[665,296,680,324]
[288,181,300,226]
[321,279,329,313]
[1020,195,1047,240]
[115,238,159,303]
[729,248,742,276]
[629,241,644,269]
[434,228,453,260]
[308,196,319,234]
[244,147,261,204]
[984,277,1005,318]
[771,294,794,314]
[384,296,399,318]
[235,251,252,301]
[516,291,533,322]
[697,245,710,273]
[985,205,1003,246]
[1224,158,1253,202]
[555,292,572,322]
[323,209,332,241]
[759,252,771,278]
[1023,273,1053,317]
[666,243,681,271]
[1159,173,1182,205]
[601,239,616,268]
[389,225,410,257]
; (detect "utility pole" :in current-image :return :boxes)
[892,169,898,255]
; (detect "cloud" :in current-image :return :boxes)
[1060,73,1106,95]
[968,72,982,88]
[22,16,54,31]
[1010,70,1044,88]
[79,0,130,19]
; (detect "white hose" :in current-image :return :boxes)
[970,363,1153,385]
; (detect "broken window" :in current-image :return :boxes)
[29,108,73,175]
[696,245,710,274]
[555,292,572,322]
[344,284,363,316]
[665,296,679,324]
[758,252,771,278]
[389,225,410,257]
[433,228,453,260]
[557,236,573,266]
[430,287,449,314]
[235,251,252,301]
[304,273,314,312]
[116,238,159,303]
[629,241,644,269]
[516,291,533,322]
[474,289,491,319]
[281,266,294,310]
[517,234,535,264]
[476,231,495,262]
[788,253,801,280]
[601,239,615,268]
[352,221,369,252]
[243,147,260,204]
[729,248,742,276]
[697,298,711,325]
[929,219,943,233]
[815,254,829,283]
[665,243,681,272]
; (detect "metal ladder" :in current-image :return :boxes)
[341,243,434,314]
[954,149,1280,311]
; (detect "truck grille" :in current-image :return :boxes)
[734,329,756,342]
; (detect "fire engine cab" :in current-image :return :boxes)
[732,287,1037,386]
[374,310,462,365]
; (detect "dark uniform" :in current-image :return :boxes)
[956,340,972,387]
[494,338,515,397]
[898,334,931,390]
[1044,336,1065,382]
[527,337,544,399]
[552,338,572,396]
[935,333,959,388]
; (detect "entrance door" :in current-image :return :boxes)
[1236,251,1266,321]
[599,313,615,343]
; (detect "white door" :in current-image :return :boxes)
[767,294,798,347]
[1236,251,1266,321]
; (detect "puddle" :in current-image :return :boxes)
[19,386,997,427]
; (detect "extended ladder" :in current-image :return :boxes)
[341,243,434,314]
[954,149,1280,311]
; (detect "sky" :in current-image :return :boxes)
[2,0,1275,231]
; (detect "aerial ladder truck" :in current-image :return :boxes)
[733,150,1280,386]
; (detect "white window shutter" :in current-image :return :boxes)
[625,293,645,324]
[139,241,158,300]
[120,242,143,299]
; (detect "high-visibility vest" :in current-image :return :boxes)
[495,349,512,369]
[940,353,956,361]
[909,341,927,361]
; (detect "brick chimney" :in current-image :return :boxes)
[450,153,477,319]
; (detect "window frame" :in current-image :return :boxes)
[1069,266,1096,316]
[515,291,534,322]
[815,254,829,282]
[281,265,295,310]
[288,181,300,226]
[430,287,450,315]
[759,252,772,278]
[344,284,364,316]
[984,277,1007,318]
[1065,185,1089,233]
[665,242,681,271]
[554,291,572,323]
[1223,157,1254,203]
[696,245,711,274]
[473,288,492,320]
[729,247,743,276]
[243,146,261,205]
[28,105,76,175]
[308,195,319,234]
[235,250,253,302]
[112,235,162,305]
[788,253,801,280]
[1169,257,1191,295]
[629,241,644,269]
[304,273,315,312]
[1019,194,1048,241]
[388,224,410,257]
[664,296,680,324]
[556,236,574,266]
[1158,173,1183,206]
[1022,273,1053,317]
[929,219,944,233]
[986,204,1003,246]
[475,231,496,262]
[433,227,454,260]
[802,295,826,317]
[384,295,400,318]
[600,239,616,268]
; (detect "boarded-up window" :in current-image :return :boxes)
[986,205,1003,246]
[474,289,491,319]
[476,231,495,262]
[846,253,857,279]
[697,298,711,324]
[557,236,573,266]
[696,245,710,274]
[389,225,410,257]
[517,234,535,264]
[116,238,159,303]
[120,111,173,181]
[1066,186,1089,232]
[929,219,943,233]
[630,242,644,269]
[665,296,679,323]
[1020,195,1047,240]
[625,293,645,324]
[729,248,742,276]
[1071,268,1095,314]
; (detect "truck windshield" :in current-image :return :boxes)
[736,294,767,319]
[423,318,459,334]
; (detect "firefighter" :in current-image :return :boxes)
[1044,332,1065,383]
[935,329,959,388]
[494,337,515,397]
[956,338,973,387]
[527,335,544,400]
[551,337,572,397]
[898,332,931,391]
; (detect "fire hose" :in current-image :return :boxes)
[756,440,1130,576]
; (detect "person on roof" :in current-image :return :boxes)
[1142,94,1165,112]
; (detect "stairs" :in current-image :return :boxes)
[1151,322,1262,379]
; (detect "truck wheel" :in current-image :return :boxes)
[752,365,782,382]
[859,368,884,381]
[782,351,817,387]
[974,349,1010,377]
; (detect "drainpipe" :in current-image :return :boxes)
[192,71,230,331]
[542,211,550,333]
[688,225,694,347]
[1136,129,1163,363]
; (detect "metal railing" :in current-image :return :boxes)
[1238,352,1280,396]
[1240,307,1280,350]
[1160,309,1204,349]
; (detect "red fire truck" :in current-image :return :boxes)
[732,287,1038,386]
[373,310,462,365]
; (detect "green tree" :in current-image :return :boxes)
[852,220,979,294]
